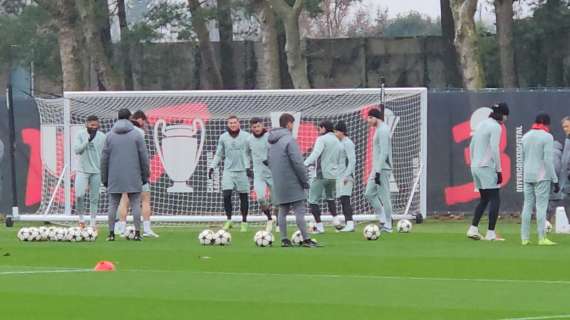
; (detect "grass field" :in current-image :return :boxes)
[1,220,570,320]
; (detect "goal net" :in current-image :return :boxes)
[25,89,427,223]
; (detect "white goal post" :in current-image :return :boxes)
[21,88,427,224]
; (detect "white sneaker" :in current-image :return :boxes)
[315,222,325,234]
[338,224,355,232]
[467,226,483,240]
[484,232,505,241]
[143,230,160,238]
[381,226,393,233]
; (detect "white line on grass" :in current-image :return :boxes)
[124,269,570,286]
[499,315,570,320]
[0,269,92,276]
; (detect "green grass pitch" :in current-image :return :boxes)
[1,220,570,320]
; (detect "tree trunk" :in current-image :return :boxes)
[117,0,134,90]
[217,0,235,89]
[257,0,281,89]
[450,0,486,90]
[268,0,310,89]
[35,0,85,91]
[77,0,123,90]
[494,0,518,88]
[440,0,462,88]
[188,0,223,90]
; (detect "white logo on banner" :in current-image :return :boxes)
[154,118,205,193]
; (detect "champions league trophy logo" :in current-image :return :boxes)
[154,118,205,193]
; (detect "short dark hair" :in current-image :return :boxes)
[86,115,99,122]
[132,110,147,121]
[228,115,239,121]
[279,113,295,128]
[118,108,131,120]
[491,102,510,116]
[535,112,551,125]
[250,117,263,125]
[319,120,334,133]
[368,107,382,119]
[561,116,570,124]
[335,121,348,134]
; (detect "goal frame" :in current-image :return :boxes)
[20,88,428,223]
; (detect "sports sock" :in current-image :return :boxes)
[143,221,151,233]
[239,193,249,222]
[310,204,321,223]
[487,189,500,231]
[223,190,233,220]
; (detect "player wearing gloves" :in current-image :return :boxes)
[467,103,509,241]
[73,115,106,228]
[521,113,559,246]
[209,115,252,232]
[365,108,394,233]
[304,120,342,233]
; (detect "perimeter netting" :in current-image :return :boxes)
[31,89,426,223]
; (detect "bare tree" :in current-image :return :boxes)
[267,0,310,89]
[440,0,462,87]
[117,0,134,90]
[188,0,223,89]
[306,0,358,38]
[77,0,124,90]
[35,0,86,91]
[449,0,486,89]
[494,0,518,88]
[256,0,281,88]
[217,0,236,88]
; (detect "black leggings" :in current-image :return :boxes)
[223,191,249,222]
[340,196,353,221]
[472,189,500,231]
[310,200,338,223]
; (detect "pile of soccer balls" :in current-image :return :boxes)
[363,219,413,240]
[198,229,232,246]
[17,226,98,242]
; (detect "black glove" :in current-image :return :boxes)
[302,182,310,190]
[88,128,97,142]
[375,172,381,185]
[553,183,560,194]
[208,168,214,180]
[262,160,269,167]
[497,172,503,185]
[102,181,108,188]
[246,168,254,179]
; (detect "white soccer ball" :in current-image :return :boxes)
[55,228,67,241]
[47,227,58,241]
[67,227,82,242]
[17,228,31,241]
[545,220,553,233]
[28,227,42,241]
[397,219,413,233]
[332,215,345,231]
[307,221,318,233]
[214,229,231,246]
[124,226,136,240]
[38,226,49,241]
[81,227,98,242]
[363,224,380,240]
[291,230,304,246]
[254,230,273,247]
[198,229,215,245]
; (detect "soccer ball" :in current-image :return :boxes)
[38,226,49,241]
[363,224,380,240]
[55,228,67,241]
[47,227,58,241]
[397,219,413,233]
[332,215,345,231]
[291,230,304,246]
[81,227,98,242]
[545,221,553,233]
[67,227,82,242]
[124,226,136,240]
[28,227,41,241]
[198,229,215,245]
[214,229,231,246]
[307,221,318,233]
[254,230,273,247]
[17,228,31,241]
